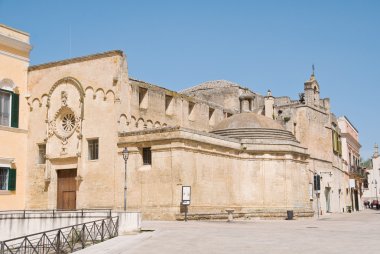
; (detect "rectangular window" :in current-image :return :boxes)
[0,167,9,190]
[209,108,214,120]
[188,101,195,121]
[0,90,11,126]
[38,144,46,164]
[0,167,16,191]
[88,139,99,160]
[337,135,342,156]
[143,147,152,165]
[0,89,19,128]
[332,130,340,155]
[209,107,215,125]
[349,152,352,167]
[138,87,148,109]
[364,178,369,189]
[165,95,173,115]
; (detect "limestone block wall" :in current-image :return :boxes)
[180,82,265,114]
[26,51,125,209]
[294,107,332,162]
[77,87,118,209]
[25,99,48,208]
[119,129,312,220]
[126,79,227,133]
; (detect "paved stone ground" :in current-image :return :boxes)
[77,209,380,254]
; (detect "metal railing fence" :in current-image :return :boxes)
[0,216,119,254]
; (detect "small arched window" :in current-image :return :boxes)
[313,86,317,94]
[0,79,19,128]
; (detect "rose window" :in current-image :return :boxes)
[62,114,76,132]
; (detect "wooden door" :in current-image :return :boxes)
[57,169,77,210]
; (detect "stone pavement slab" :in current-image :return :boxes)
[77,209,380,254]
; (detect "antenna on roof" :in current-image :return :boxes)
[69,24,72,58]
[312,64,315,76]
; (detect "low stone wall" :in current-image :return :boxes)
[174,209,314,221]
[0,211,141,241]
[116,211,142,234]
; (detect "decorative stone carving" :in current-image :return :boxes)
[61,138,68,155]
[75,175,83,190]
[48,120,56,137]
[50,106,80,140]
[61,91,68,106]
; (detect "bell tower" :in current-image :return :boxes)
[304,65,320,107]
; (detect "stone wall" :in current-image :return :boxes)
[118,128,312,220]
[26,51,125,209]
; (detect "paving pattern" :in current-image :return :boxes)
[77,209,380,254]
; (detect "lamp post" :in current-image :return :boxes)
[372,179,378,203]
[122,148,129,211]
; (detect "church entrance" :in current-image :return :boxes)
[57,169,77,210]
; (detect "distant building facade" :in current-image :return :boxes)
[363,145,380,203]
[337,116,363,211]
[0,24,31,209]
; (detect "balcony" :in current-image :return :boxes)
[349,165,366,179]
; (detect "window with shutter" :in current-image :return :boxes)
[0,89,19,128]
[0,90,11,126]
[337,136,342,156]
[11,93,19,128]
[7,168,16,191]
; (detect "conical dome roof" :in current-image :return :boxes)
[211,113,297,142]
[213,113,284,131]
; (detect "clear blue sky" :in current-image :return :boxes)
[1,0,379,158]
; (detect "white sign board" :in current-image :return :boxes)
[182,186,191,205]
[349,179,356,188]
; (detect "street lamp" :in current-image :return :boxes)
[122,147,129,211]
[372,179,378,203]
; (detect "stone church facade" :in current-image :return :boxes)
[24,50,356,219]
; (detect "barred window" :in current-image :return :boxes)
[143,147,152,165]
[38,144,46,164]
[88,139,99,160]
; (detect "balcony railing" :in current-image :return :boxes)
[0,216,119,254]
[350,165,366,178]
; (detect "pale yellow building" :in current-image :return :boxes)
[338,116,363,211]
[0,24,31,209]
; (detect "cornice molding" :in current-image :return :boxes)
[0,49,29,62]
[0,34,32,54]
